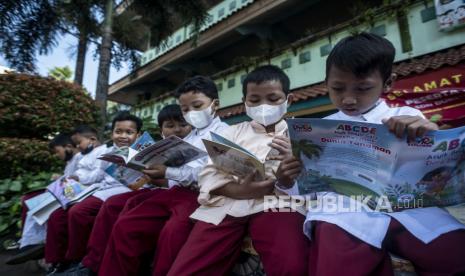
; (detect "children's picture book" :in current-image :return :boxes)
[30,200,61,225]
[287,118,465,211]
[24,191,55,211]
[27,192,61,225]
[104,164,148,190]
[99,134,206,170]
[202,132,265,179]
[46,177,99,209]
[98,132,155,167]
[102,132,156,189]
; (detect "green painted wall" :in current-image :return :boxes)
[140,0,255,66]
[216,1,465,108]
[133,0,465,125]
[133,96,177,123]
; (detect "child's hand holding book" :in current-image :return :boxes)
[382,115,439,142]
[274,157,302,189]
[267,136,292,161]
[212,169,275,199]
[239,170,276,197]
[267,135,302,189]
[67,175,79,182]
[142,164,167,179]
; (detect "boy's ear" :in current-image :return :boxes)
[287,93,294,105]
[384,73,397,92]
[211,99,220,115]
[212,99,220,110]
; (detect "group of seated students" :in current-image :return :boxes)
[10,32,465,276]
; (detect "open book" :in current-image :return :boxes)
[98,132,155,168]
[103,132,155,190]
[202,132,265,179]
[99,134,207,171]
[46,177,99,209]
[26,191,61,225]
[287,118,465,211]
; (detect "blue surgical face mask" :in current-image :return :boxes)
[81,143,94,155]
[64,149,74,161]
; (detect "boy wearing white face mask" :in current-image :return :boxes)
[99,76,229,276]
[168,65,309,276]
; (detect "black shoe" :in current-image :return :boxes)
[46,264,64,276]
[72,263,97,276]
[64,263,96,276]
[5,244,45,265]
[46,262,77,276]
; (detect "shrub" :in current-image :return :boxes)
[0,73,100,139]
[0,172,55,236]
[0,72,100,238]
[0,137,62,179]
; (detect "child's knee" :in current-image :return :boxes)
[267,257,308,275]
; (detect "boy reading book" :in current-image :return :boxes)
[63,112,146,265]
[45,125,107,273]
[6,133,82,265]
[99,76,229,276]
[46,113,143,273]
[167,65,309,275]
[71,104,192,275]
[290,33,465,275]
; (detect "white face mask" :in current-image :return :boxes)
[184,102,215,129]
[245,99,288,126]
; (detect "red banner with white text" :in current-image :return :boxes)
[383,63,465,127]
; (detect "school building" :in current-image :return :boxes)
[108,0,465,127]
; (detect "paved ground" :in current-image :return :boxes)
[0,250,44,276]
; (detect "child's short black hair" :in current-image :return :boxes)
[157,104,186,126]
[326,32,395,83]
[174,76,218,100]
[242,65,290,97]
[111,111,143,132]
[72,125,98,138]
[49,133,74,150]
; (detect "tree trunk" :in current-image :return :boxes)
[74,31,87,85]
[95,0,114,135]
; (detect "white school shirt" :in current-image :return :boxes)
[63,153,82,177]
[92,145,132,201]
[73,144,109,185]
[190,120,306,225]
[20,153,83,247]
[303,100,465,248]
[165,117,229,188]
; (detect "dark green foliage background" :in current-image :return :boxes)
[0,73,100,237]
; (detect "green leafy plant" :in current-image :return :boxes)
[0,137,62,179]
[0,172,55,236]
[0,73,100,237]
[141,117,161,140]
[0,73,101,139]
[48,66,73,82]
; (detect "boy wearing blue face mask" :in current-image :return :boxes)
[45,125,108,272]
[68,126,106,182]
[46,115,144,274]
[99,76,229,276]
[6,134,82,266]
[168,65,309,275]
